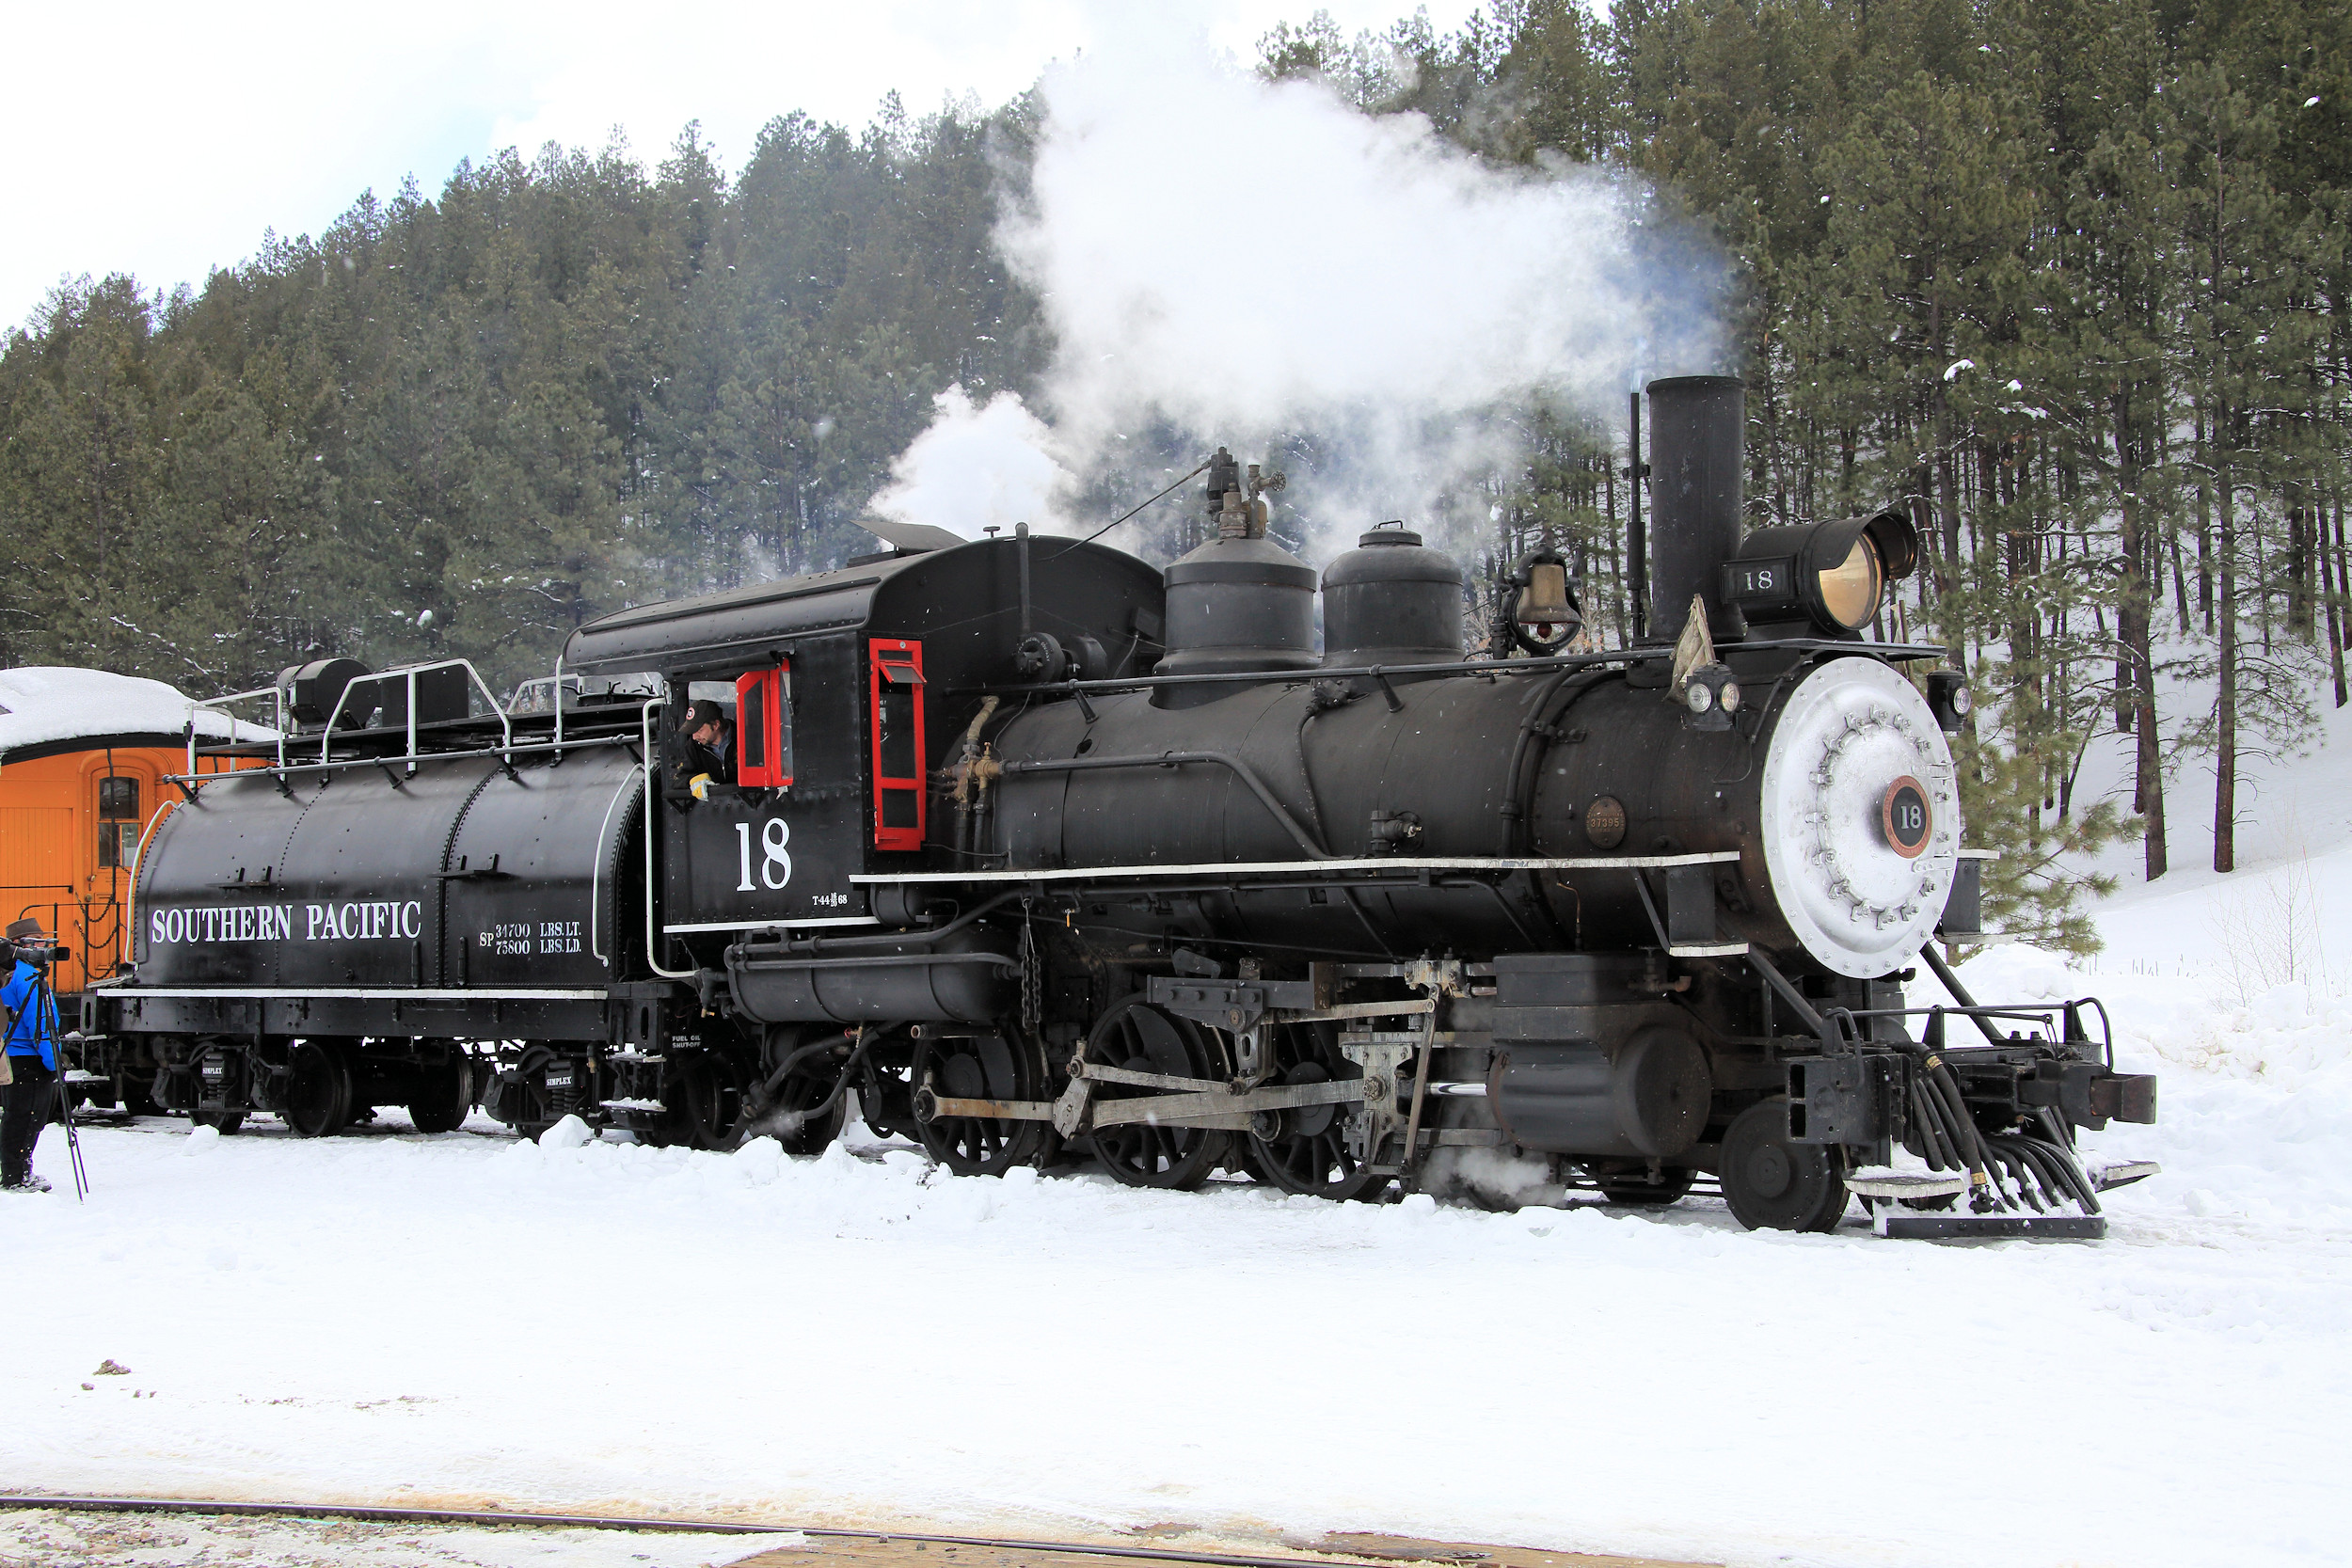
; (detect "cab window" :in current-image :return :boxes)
[664,681,740,798]
[868,640,926,850]
[735,666,792,787]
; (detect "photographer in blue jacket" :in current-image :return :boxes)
[2,917,63,1193]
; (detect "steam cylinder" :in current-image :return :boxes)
[1645,375,1745,641]
[1157,534,1320,677]
[1320,527,1465,668]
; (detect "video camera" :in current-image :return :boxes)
[5,939,70,970]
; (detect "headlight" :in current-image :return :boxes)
[1723,508,1917,637]
[1685,682,1714,715]
[1814,534,1885,631]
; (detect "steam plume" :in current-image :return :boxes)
[874,21,1726,561]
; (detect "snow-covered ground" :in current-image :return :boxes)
[1,967,2341,1568]
[5,688,2349,1568]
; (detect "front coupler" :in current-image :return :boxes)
[1786,998,2158,1240]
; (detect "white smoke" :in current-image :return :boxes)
[873,385,1073,537]
[871,19,1725,561]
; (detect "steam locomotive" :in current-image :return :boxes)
[79,376,2156,1235]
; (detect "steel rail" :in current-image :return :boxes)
[0,1494,1410,1568]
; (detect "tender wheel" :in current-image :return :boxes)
[1720,1098,1849,1232]
[1085,998,1230,1192]
[284,1039,357,1138]
[1243,1022,1390,1202]
[406,1044,472,1134]
[192,1109,246,1134]
[664,1050,748,1151]
[125,1074,163,1116]
[913,1030,1047,1177]
[1595,1166,1697,1207]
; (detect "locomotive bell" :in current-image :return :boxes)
[1516,561,1572,626]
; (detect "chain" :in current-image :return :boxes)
[1017,915,1041,1037]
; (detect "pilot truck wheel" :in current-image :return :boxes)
[1719,1098,1849,1232]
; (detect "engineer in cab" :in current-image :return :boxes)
[677,699,734,800]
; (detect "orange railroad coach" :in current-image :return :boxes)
[0,667,261,995]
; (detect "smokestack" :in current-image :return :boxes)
[1643,375,1745,642]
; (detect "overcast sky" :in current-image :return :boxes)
[3,0,1478,335]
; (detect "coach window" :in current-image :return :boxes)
[97,776,140,869]
[868,640,926,850]
[734,664,792,788]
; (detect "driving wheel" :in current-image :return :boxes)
[913,1030,1048,1177]
[1241,1021,1390,1202]
[1085,997,1230,1191]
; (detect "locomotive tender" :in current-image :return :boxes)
[87,377,2157,1234]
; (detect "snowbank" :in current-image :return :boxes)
[0,666,275,753]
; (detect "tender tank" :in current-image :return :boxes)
[1320,524,1464,668]
[132,748,644,991]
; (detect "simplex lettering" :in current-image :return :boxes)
[150,900,423,944]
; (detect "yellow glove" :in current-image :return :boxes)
[689,772,713,801]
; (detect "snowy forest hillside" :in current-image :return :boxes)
[0,0,2344,942]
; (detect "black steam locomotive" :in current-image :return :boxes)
[79,377,2156,1234]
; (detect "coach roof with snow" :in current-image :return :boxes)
[0,667,272,762]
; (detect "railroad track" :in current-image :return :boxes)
[0,1495,1708,1568]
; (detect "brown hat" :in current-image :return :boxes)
[679,699,726,734]
[6,918,49,942]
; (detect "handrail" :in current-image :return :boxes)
[321,658,512,770]
[163,733,634,789]
[589,761,641,968]
[962,638,1953,699]
[510,667,583,723]
[186,684,290,773]
[639,699,695,979]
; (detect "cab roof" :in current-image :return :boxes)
[563,538,1161,677]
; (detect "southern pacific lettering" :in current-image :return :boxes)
[146,901,423,944]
